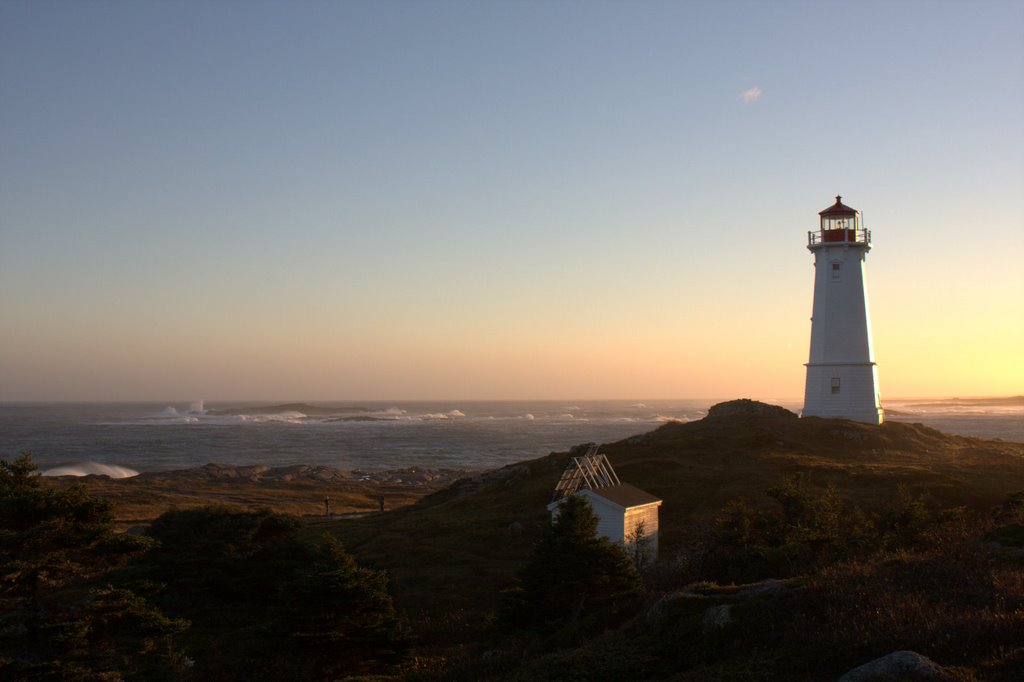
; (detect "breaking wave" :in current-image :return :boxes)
[42,462,139,478]
[420,410,467,420]
[883,398,1024,418]
[238,411,307,423]
[96,403,708,429]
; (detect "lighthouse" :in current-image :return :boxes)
[803,196,884,425]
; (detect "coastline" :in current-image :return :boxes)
[42,463,474,528]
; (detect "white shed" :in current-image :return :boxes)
[547,445,663,562]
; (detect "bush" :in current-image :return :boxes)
[696,476,955,584]
[0,451,187,679]
[501,495,642,629]
[136,506,409,678]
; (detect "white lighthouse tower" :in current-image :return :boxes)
[803,195,884,425]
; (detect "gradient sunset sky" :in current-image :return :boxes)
[1,0,1022,402]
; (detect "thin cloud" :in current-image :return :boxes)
[741,86,762,103]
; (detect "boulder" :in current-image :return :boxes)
[838,650,957,682]
[706,399,798,420]
[701,604,732,631]
[735,579,789,598]
[645,591,684,629]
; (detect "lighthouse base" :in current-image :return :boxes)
[803,363,884,425]
[801,405,884,425]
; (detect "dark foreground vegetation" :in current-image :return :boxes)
[5,401,1024,680]
[1,453,407,680]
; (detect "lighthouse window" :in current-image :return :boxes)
[831,377,841,394]
[831,262,841,280]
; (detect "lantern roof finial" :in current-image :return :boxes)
[819,194,857,216]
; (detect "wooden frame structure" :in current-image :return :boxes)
[549,443,621,503]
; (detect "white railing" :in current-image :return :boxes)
[808,228,871,246]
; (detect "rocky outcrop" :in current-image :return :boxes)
[838,650,957,682]
[701,604,732,631]
[735,579,789,598]
[706,399,798,420]
[645,579,796,634]
[206,403,369,416]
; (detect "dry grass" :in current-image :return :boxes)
[42,473,457,530]
[37,408,1024,679]
[324,415,1024,671]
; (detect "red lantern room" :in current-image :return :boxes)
[809,195,871,247]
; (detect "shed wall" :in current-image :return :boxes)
[584,492,626,543]
[624,504,660,560]
[549,493,662,562]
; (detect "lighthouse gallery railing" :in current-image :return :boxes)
[808,228,871,247]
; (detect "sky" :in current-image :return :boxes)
[1,0,1022,402]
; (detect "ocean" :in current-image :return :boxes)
[1,398,1021,477]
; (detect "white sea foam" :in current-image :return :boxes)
[42,462,139,478]
[524,413,535,420]
[239,412,307,423]
[883,400,1024,418]
[188,400,206,415]
[448,409,466,418]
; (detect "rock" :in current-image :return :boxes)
[838,650,957,682]
[502,464,530,488]
[830,428,867,443]
[701,604,731,631]
[706,399,798,420]
[985,540,1024,558]
[735,579,789,598]
[645,591,684,629]
[507,521,524,533]
[569,442,598,456]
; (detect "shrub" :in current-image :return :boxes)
[501,495,642,629]
[0,451,187,679]
[136,506,409,678]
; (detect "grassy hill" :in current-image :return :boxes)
[37,399,1023,679]
[325,400,1024,677]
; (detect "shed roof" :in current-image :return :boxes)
[586,483,662,509]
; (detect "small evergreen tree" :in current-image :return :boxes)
[0,451,188,679]
[268,534,409,677]
[626,519,652,572]
[137,506,409,678]
[502,494,642,628]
